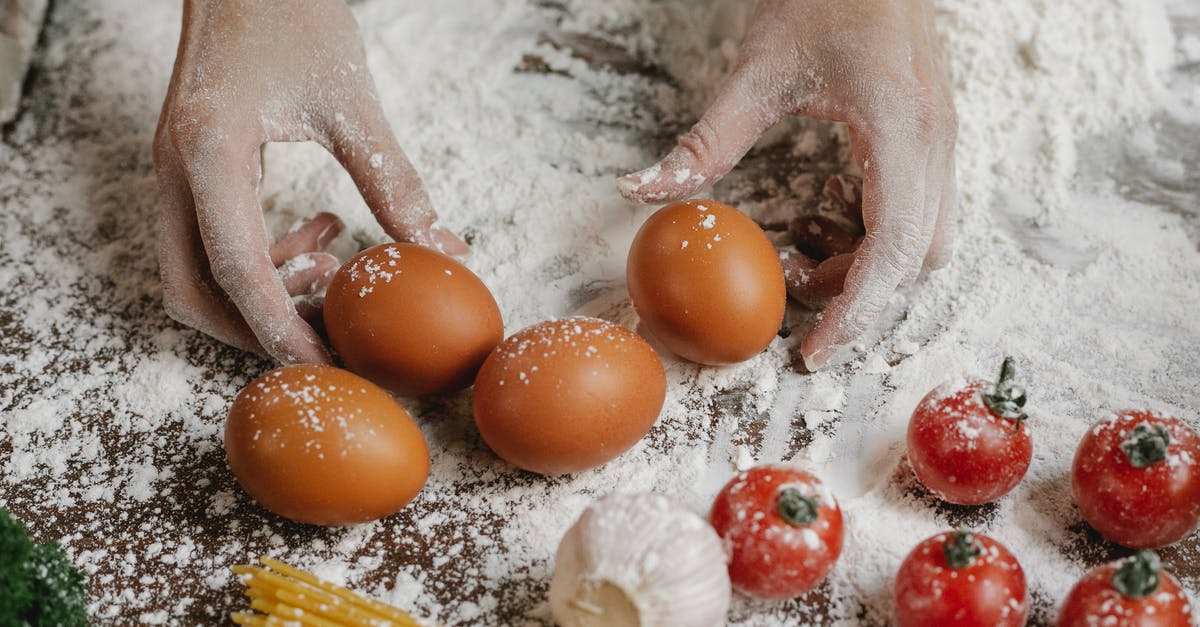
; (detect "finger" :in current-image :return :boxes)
[326,94,468,255]
[617,64,785,204]
[911,130,946,280]
[154,137,263,355]
[801,126,932,369]
[269,212,343,267]
[278,252,339,297]
[924,35,958,270]
[925,155,957,270]
[899,253,923,291]
[178,132,331,365]
[783,251,855,303]
[824,174,864,225]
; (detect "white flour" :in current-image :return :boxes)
[0,0,1197,625]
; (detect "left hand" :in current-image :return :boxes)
[153,0,467,365]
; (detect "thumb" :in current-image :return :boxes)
[618,66,783,204]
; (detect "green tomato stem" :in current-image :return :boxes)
[776,487,819,527]
[942,529,982,569]
[982,356,1029,434]
[1121,423,1171,468]
[1112,551,1162,599]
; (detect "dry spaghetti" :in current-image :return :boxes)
[232,557,426,626]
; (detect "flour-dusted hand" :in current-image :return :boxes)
[153,0,468,364]
[618,0,957,370]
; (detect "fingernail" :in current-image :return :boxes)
[803,346,837,371]
[431,226,470,256]
[316,219,344,249]
[617,163,663,195]
[616,175,640,197]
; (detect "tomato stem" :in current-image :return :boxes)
[776,487,819,527]
[942,529,981,569]
[1112,551,1162,599]
[1121,423,1171,468]
[982,357,1028,433]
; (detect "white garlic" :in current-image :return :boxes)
[549,492,731,627]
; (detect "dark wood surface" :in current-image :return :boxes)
[1,1,1197,625]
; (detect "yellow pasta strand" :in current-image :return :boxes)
[274,588,390,624]
[261,557,418,622]
[232,557,429,627]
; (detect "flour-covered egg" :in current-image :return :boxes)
[225,365,429,526]
[627,200,785,365]
[323,242,503,397]
[472,317,666,475]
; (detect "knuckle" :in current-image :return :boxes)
[839,294,887,340]
[893,219,927,256]
[168,100,254,163]
[678,118,722,164]
[166,101,210,146]
[868,222,925,276]
[259,334,289,359]
[208,256,259,296]
[860,86,950,145]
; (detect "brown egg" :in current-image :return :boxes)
[472,317,666,475]
[225,365,429,526]
[323,243,503,397]
[626,200,786,365]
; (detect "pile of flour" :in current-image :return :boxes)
[0,0,1196,624]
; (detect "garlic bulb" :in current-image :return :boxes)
[549,492,731,627]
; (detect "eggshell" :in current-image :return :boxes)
[225,364,429,526]
[627,200,786,365]
[323,242,503,397]
[472,317,666,475]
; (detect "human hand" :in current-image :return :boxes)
[154,0,467,364]
[1,0,48,124]
[618,0,956,370]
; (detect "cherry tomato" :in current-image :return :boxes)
[709,464,844,600]
[1072,410,1200,548]
[1059,551,1194,627]
[894,529,1029,627]
[907,358,1033,505]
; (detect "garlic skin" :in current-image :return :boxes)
[549,492,731,627]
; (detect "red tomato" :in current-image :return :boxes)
[1059,551,1194,627]
[894,529,1029,627]
[709,464,844,600]
[907,358,1033,505]
[1071,410,1200,548]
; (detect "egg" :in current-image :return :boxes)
[472,317,666,475]
[225,364,429,526]
[626,200,785,365]
[323,242,504,397]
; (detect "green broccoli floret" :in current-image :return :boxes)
[0,510,36,622]
[0,509,88,627]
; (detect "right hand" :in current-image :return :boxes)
[617,0,957,370]
[153,0,467,365]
